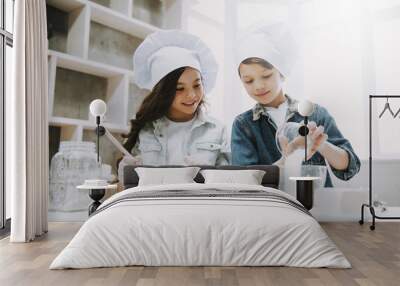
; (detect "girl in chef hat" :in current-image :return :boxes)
[231,24,360,187]
[118,30,230,182]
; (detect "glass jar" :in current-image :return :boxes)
[300,165,327,189]
[49,141,111,212]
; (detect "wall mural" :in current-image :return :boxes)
[46,0,400,219]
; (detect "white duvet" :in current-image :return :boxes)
[50,183,350,269]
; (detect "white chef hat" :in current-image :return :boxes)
[236,23,298,77]
[133,30,218,93]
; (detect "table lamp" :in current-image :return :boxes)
[289,100,317,211]
[297,100,315,163]
[89,99,107,163]
[89,99,135,160]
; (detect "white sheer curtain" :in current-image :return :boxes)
[7,0,48,242]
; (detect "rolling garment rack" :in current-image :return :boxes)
[359,95,400,230]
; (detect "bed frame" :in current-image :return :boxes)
[123,165,280,190]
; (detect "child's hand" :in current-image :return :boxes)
[120,155,142,166]
[278,135,304,157]
[307,121,328,159]
[278,121,328,160]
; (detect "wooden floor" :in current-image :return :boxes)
[0,222,399,286]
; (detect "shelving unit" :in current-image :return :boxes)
[46,0,185,173]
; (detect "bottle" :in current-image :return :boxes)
[49,141,103,211]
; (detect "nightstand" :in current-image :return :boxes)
[77,184,117,215]
[289,177,320,210]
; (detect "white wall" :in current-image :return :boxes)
[331,159,400,206]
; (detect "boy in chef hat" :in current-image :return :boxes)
[118,30,230,183]
[231,23,360,187]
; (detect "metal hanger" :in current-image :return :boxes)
[394,105,400,118]
[378,97,395,118]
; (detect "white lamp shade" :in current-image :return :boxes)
[90,99,107,117]
[298,100,314,117]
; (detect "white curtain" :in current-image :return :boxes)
[8,0,49,242]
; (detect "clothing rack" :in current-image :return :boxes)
[359,95,400,230]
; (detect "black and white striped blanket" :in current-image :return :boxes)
[92,188,311,217]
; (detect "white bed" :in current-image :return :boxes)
[50,183,350,269]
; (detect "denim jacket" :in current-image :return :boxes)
[118,108,230,183]
[231,95,360,187]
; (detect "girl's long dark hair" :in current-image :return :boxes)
[123,67,204,152]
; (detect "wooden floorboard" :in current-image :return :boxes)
[0,222,399,286]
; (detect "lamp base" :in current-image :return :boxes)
[88,188,105,215]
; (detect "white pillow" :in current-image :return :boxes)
[200,169,266,185]
[135,167,201,186]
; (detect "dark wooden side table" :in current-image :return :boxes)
[289,177,320,210]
